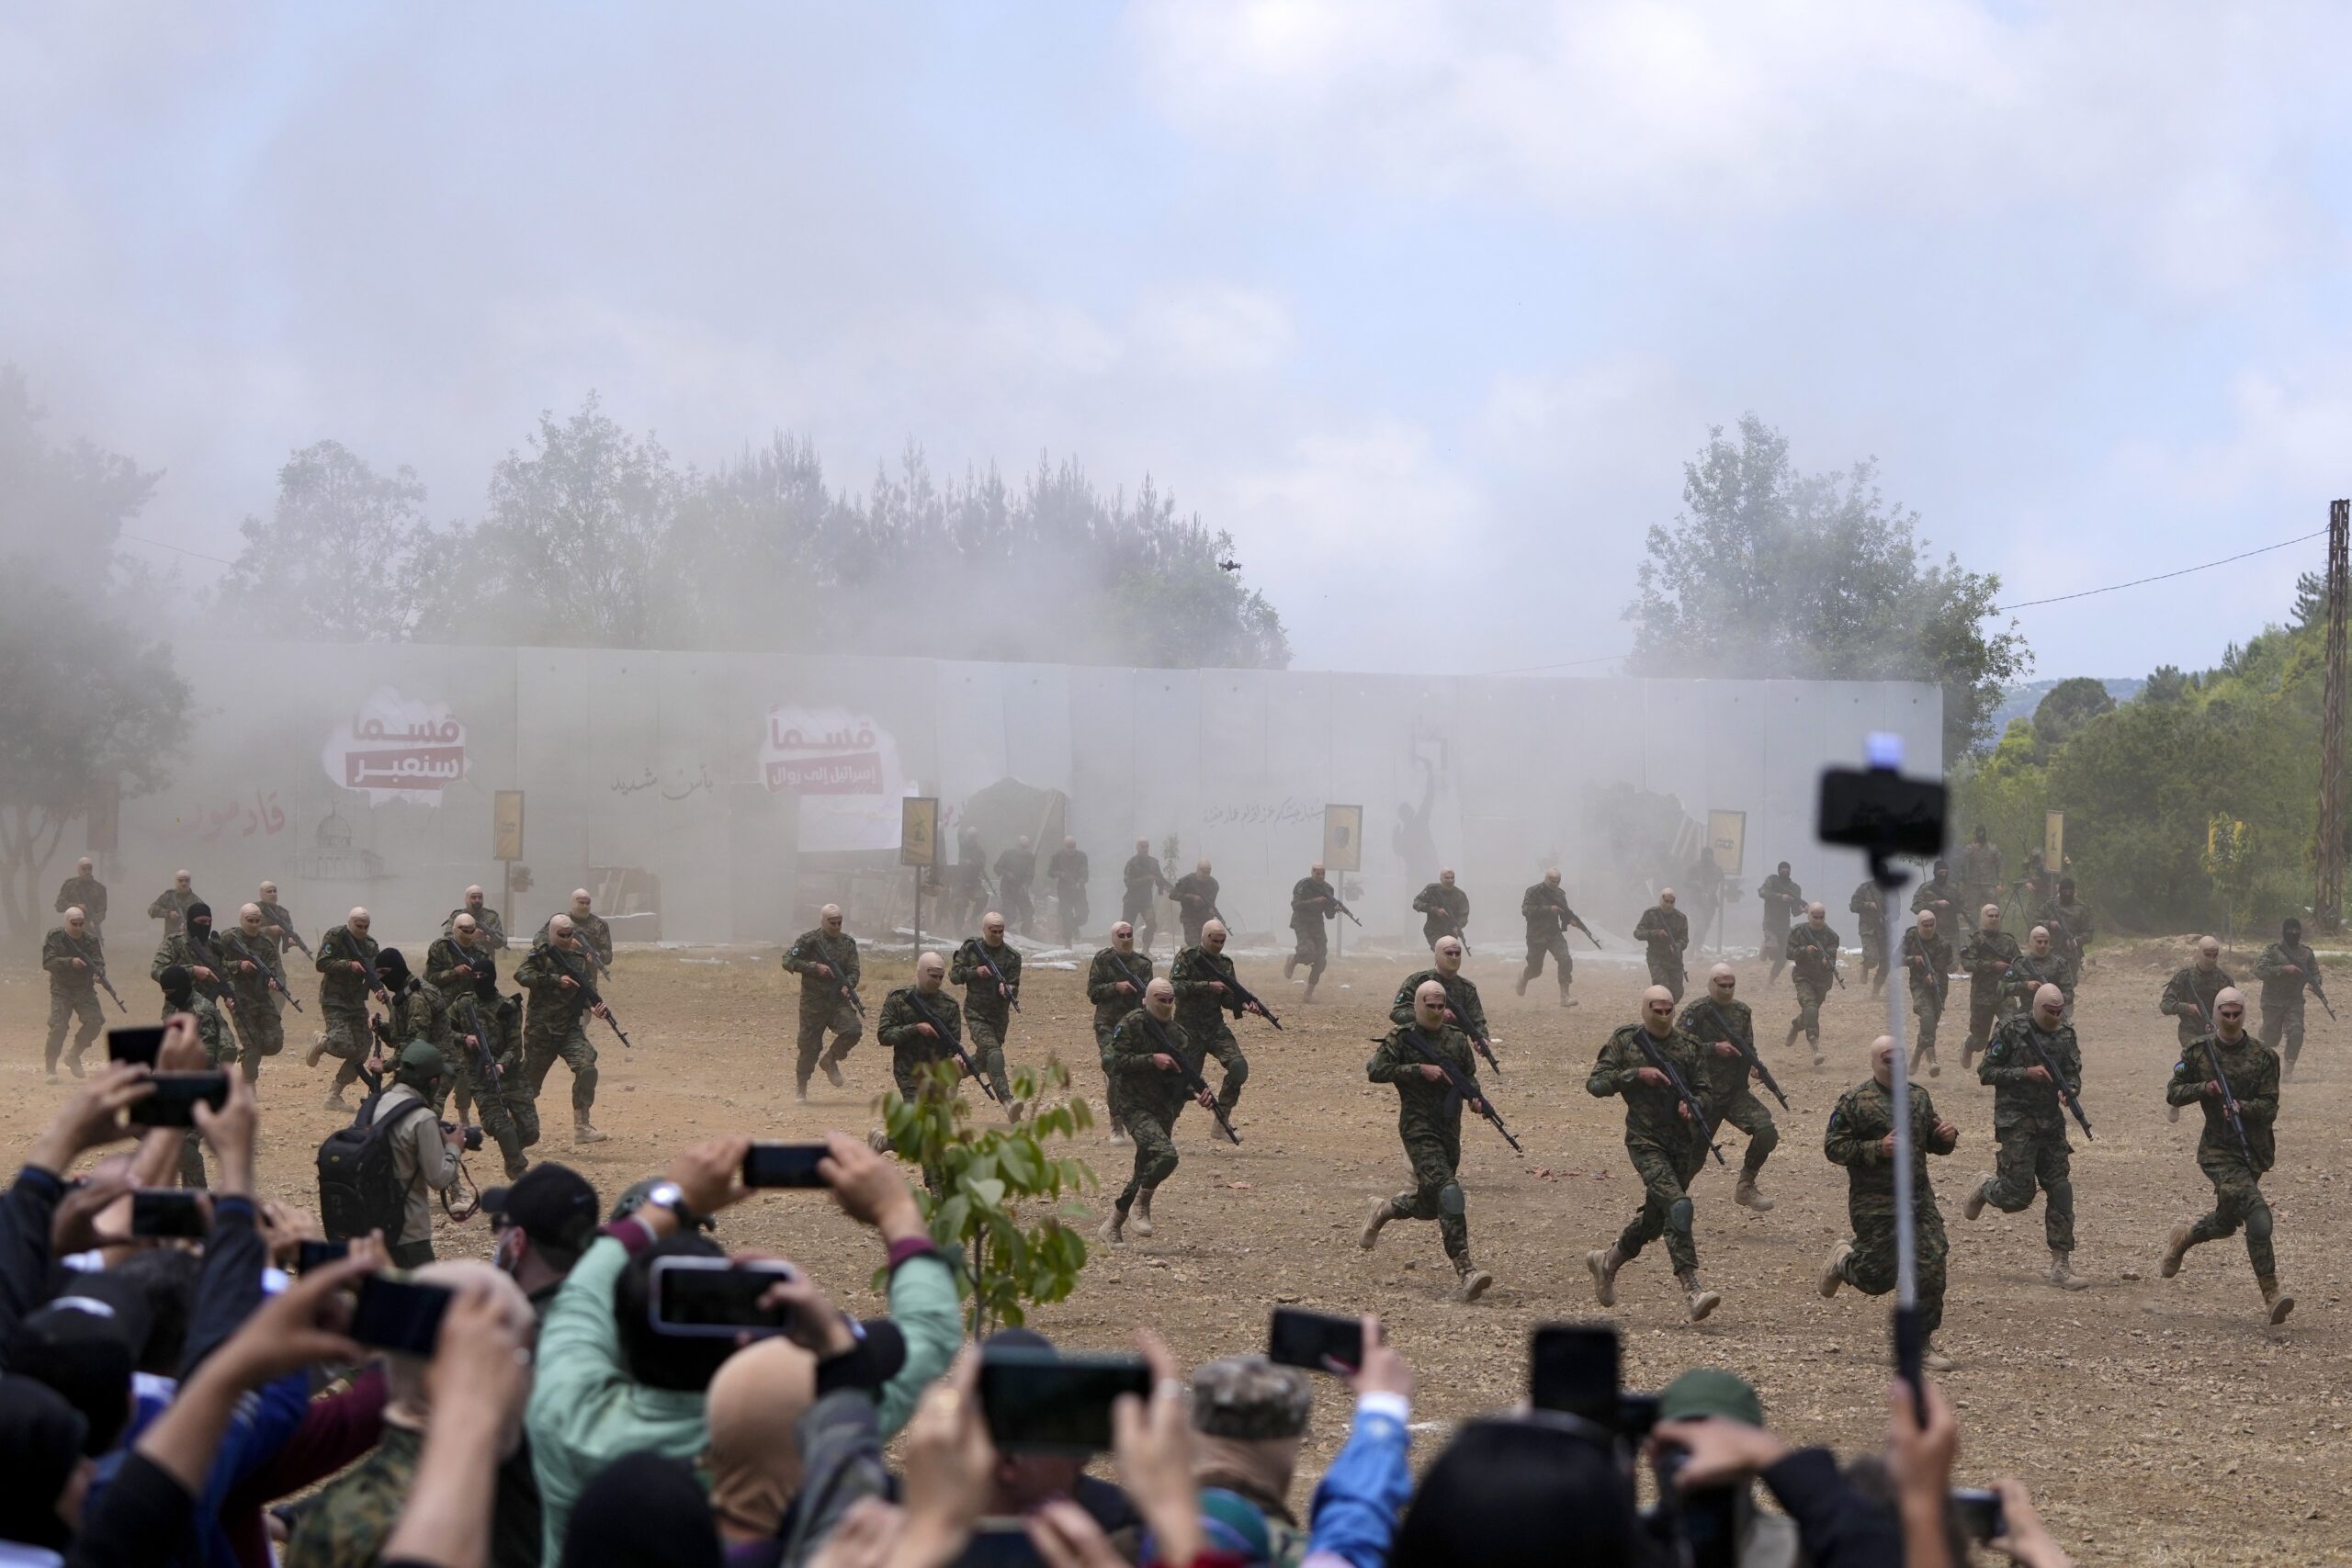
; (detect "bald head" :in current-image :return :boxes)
[1544,868,1561,886]
[1433,935,1464,973]
[1917,910,1938,933]
[1659,888,1676,906]
[1641,985,1676,1034]
[1871,1035,1895,1085]
[1310,862,1325,878]
[1136,837,1150,853]
[1195,858,1211,874]
[1203,919,1228,952]
[916,951,945,990]
[1144,977,1176,1018]
[75,857,93,875]
[1063,835,1076,850]
[463,885,486,906]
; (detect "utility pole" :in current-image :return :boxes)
[2318,500,2348,933]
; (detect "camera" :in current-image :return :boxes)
[442,1121,485,1152]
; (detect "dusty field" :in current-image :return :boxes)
[7,930,2350,1563]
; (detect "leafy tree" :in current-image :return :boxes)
[2030,676,2115,758]
[879,1060,1095,1337]
[0,366,155,589]
[2292,570,2326,631]
[1624,413,2030,760]
[2143,664,2191,704]
[211,441,429,639]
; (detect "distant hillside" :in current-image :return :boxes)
[1985,677,2143,739]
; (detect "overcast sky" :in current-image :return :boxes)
[6,2,2349,682]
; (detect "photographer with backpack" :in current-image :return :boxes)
[318,1042,466,1268]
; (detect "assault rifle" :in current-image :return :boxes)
[798,936,865,1018]
[336,928,392,1006]
[2013,1022,2092,1141]
[542,941,632,1049]
[454,992,510,1101]
[1701,1001,1788,1110]
[1201,954,1283,1031]
[958,939,1021,1014]
[1327,895,1363,929]
[1136,1010,1238,1144]
[2200,1032,2258,1170]
[264,908,315,959]
[1634,1028,1724,1166]
[1430,978,1502,1077]
[220,931,303,1013]
[902,988,999,1102]
[2304,968,2338,1023]
[70,936,126,1012]
[1383,1027,1521,1154]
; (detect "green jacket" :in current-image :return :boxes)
[1521,883,1582,940]
[1979,1015,2083,1135]
[1587,1023,1712,1150]
[55,875,107,926]
[2254,942,2320,1009]
[1785,921,1840,985]
[1824,1078,1953,1209]
[2159,964,2233,1043]
[42,927,104,995]
[949,939,1022,1023]
[877,986,962,1061]
[425,934,500,1002]
[1289,876,1335,932]
[516,942,594,1030]
[526,1229,961,1564]
[1675,995,1757,1102]
[1960,930,2022,1002]
[382,977,451,1055]
[1632,905,1689,964]
[2005,950,2069,1009]
[1900,928,1953,1001]
[152,930,230,1003]
[1387,970,1487,1041]
[215,928,290,1012]
[1087,948,1155,1037]
[1106,1008,1197,1122]
[443,905,509,948]
[2165,1032,2278,1174]
[783,930,864,1018]
[283,1424,420,1568]
[316,926,381,1006]
[1367,1023,1478,1141]
[1411,883,1469,945]
[537,911,612,965]
[1170,946,1248,1033]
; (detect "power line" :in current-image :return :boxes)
[1994,529,2326,613]
[115,531,240,570]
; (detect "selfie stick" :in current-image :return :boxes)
[1864,733,1928,1426]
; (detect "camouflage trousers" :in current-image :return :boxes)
[45,989,104,1071]
[1791,979,1829,1044]
[1962,991,2002,1062]
[1115,1103,1181,1211]
[2261,997,2307,1069]
[1094,1019,1133,1134]
[229,998,282,1083]
[892,1045,956,1101]
[1055,888,1087,946]
[524,1020,598,1117]
[1839,1196,1949,1337]
[1980,1125,2074,1251]
[1122,894,1159,952]
[1646,955,1686,1002]
[1521,933,1572,997]
[968,1013,1015,1103]
[1391,1122,1468,1262]
[1909,987,1946,1059]
[1002,885,1035,936]
[1613,1134,1709,1275]
[1711,1089,1779,1179]
[2184,1149,2276,1281]
[1289,924,1328,985]
[1193,1024,1248,1116]
[437,1042,533,1179]
[319,998,374,1091]
[795,1001,864,1091]
[1859,928,1887,987]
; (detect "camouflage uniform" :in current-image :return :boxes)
[2005,949,2071,1017]
[1170,872,1221,950]
[424,934,533,1178]
[1103,1007,1195,1216]
[1366,1022,1483,1262]
[1170,946,1254,1118]
[282,1423,421,1568]
[1632,904,1690,999]
[995,845,1037,936]
[440,905,509,949]
[1046,846,1090,945]
[1086,947,1156,1134]
[1848,880,1889,990]
[41,927,107,1075]
[1825,1077,1955,1336]
[2159,964,2235,1051]
[1899,926,1955,1068]
[1518,882,1586,1000]
[1122,852,1169,950]
[2036,895,2093,989]
[54,874,107,938]
[214,930,290,1081]
[165,990,232,1190]
[781,929,865,1092]
[1955,840,2003,931]
[949,939,1023,1104]
[1286,875,1336,987]
[2165,1032,2283,1290]
[2255,939,2322,1073]
[257,899,303,954]
[876,985,964,1100]
[153,928,249,1065]
[313,925,383,1093]
[1587,1023,1715,1276]
[146,886,199,936]
[1677,996,1778,1183]
[1782,921,1840,1051]
[1958,929,2023,1066]
[517,942,600,1118]
[1411,881,1470,951]
[1908,874,1963,932]
[1757,873,1804,979]
[1388,969,1488,1045]
[536,910,613,968]
[1973,1013,2082,1251]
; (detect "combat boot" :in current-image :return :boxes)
[1098,1207,1125,1245]
[322,1089,350,1112]
[1809,1037,1825,1067]
[2048,1249,2087,1291]
[820,1050,846,1088]
[1677,1269,1722,1322]
[1454,1256,1494,1303]
[1514,973,1528,997]
[1734,1172,1775,1213]
[304,1035,328,1068]
[2167,1102,2181,1123]
[1963,1177,1992,1221]
[1130,1187,1157,1237]
[1921,1338,1956,1372]
[1007,1100,1026,1124]
[1359,1196,1397,1251]
[1283,955,1298,980]
[1818,1238,1852,1298]
[1303,979,1318,1003]
[1586,1244,1627,1307]
[65,1047,87,1079]
[866,1128,891,1155]
[573,1115,608,1145]
[794,1080,810,1103]
[2261,1277,2295,1324]
[2160,1221,2194,1278]
[1560,992,1577,1009]
[1783,1021,1803,1053]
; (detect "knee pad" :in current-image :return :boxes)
[1668,1195,1694,1236]
[837,1021,865,1047]
[2245,1201,2274,1242]
[1438,1181,1466,1217]
[1749,1121,1781,1156]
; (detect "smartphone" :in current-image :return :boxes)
[127,1072,230,1128]
[130,1189,210,1239]
[1951,1487,2006,1543]
[649,1257,797,1337]
[1267,1307,1364,1374]
[349,1276,454,1356]
[1817,765,1947,859]
[107,1024,167,1067]
[950,1522,1047,1568]
[1529,1323,1620,1427]
[978,1347,1151,1454]
[294,1238,351,1274]
[741,1142,831,1189]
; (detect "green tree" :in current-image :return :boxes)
[211,441,429,639]
[1624,414,2030,760]
[2030,676,2116,759]
[878,1060,1095,1337]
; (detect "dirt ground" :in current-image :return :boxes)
[8,930,2349,1564]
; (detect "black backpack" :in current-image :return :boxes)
[316,1090,436,1242]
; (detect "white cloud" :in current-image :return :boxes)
[1130,284,1295,377]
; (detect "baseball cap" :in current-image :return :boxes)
[1657,1368,1764,1428]
[483,1164,601,1256]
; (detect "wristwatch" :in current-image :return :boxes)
[641,1180,697,1229]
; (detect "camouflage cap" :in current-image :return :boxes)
[1190,1354,1313,1439]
